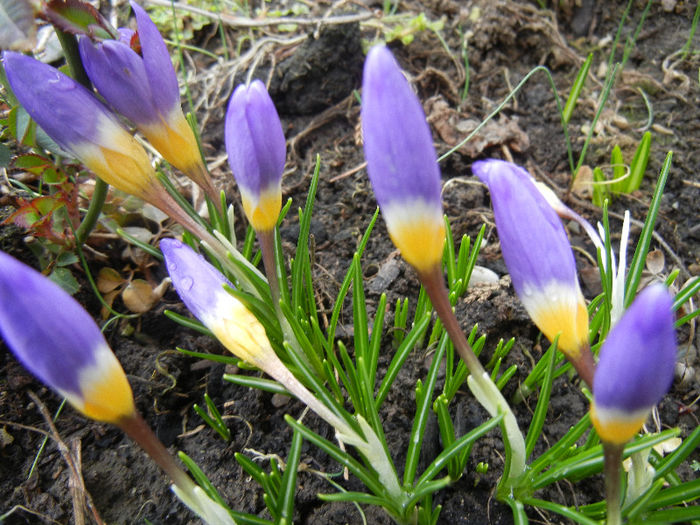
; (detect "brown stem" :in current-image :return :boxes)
[603,442,625,525]
[416,265,487,378]
[117,413,195,494]
[570,342,596,390]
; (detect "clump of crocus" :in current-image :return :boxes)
[473,159,595,387]
[78,1,217,204]
[361,45,526,479]
[161,238,402,497]
[224,79,286,301]
[2,51,220,250]
[589,284,676,525]
[0,251,233,525]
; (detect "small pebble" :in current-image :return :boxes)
[271,393,291,408]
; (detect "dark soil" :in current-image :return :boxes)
[1,1,699,524]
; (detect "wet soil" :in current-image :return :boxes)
[1,1,699,524]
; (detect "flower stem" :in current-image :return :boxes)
[417,264,526,479]
[603,442,625,525]
[570,343,596,389]
[118,413,195,494]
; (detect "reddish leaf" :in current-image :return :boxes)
[42,0,117,40]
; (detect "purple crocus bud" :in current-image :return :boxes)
[224,80,286,232]
[361,45,445,274]
[591,284,676,444]
[473,159,589,360]
[78,2,213,198]
[0,251,135,424]
[2,51,162,203]
[160,238,274,369]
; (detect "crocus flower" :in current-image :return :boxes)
[591,284,676,445]
[361,45,445,274]
[3,51,162,204]
[78,1,215,201]
[224,80,286,232]
[161,238,403,496]
[473,159,590,362]
[0,251,135,424]
[161,238,275,369]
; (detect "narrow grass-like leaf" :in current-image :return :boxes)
[532,430,680,489]
[625,131,651,192]
[177,347,239,365]
[376,312,431,408]
[278,428,303,525]
[528,413,591,475]
[404,333,448,486]
[505,498,528,525]
[326,209,379,350]
[318,491,390,507]
[647,478,700,510]
[164,310,212,335]
[609,144,626,194]
[178,451,230,508]
[416,414,503,488]
[521,497,598,525]
[574,64,618,183]
[284,416,393,511]
[525,339,558,459]
[403,477,452,510]
[673,276,700,312]
[443,215,457,289]
[625,152,672,307]
[116,228,163,259]
[223,374,289,395]
[433,394,462,479]
[562,53,593,125]
[369,293,387,387]
[644,506,700,523]
[352,255,369,368]
[496,365,518,391]
[291,156,320,313]
[393,297,409,347]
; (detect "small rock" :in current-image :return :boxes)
[674,362,695,387]
[369,258,401,294]
[468,265,499,287]
[271,393,291,408]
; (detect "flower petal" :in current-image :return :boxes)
[0,251,135,423]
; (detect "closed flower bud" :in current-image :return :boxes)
[361,45,445,273]
[161,238,274,369]
[79,1,214,199]
[0,251,135,424]
[473,159,589,359]
[591,284,676,444]
[224,80,286,232]
[3,51,162,203]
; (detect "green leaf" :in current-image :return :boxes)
[609,144,626,194]
[625,131,651,192]
[562,53,593,125]
[49,267,80,295]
